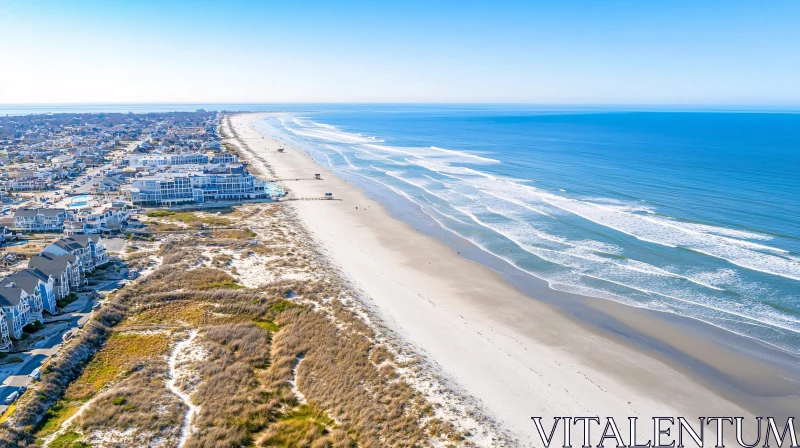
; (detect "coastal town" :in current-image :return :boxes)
[0,111,281,414]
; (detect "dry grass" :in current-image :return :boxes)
[76,362,184,446]
[259,405,351,448]
[132,265,243,294]
[146,210,233,227]
[64,332,170,400]
[184,323,278,447]
[30,331,170,444]
[121,301,210,327]
[211,253,233,268]
[213,228,257,239]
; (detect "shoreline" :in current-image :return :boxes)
[229,112,798,445]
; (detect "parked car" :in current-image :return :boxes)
[92,302,102,311]
[62,330,74,342]
[3,391,19,405]
[29,368,41,381]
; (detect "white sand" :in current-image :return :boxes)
[167,330,200,448]
[230,113,750,446]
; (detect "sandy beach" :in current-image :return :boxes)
[229,113,796,446]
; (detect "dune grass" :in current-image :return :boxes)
[63,332,170,400]
[35,401,84,439]
[198,279,244,290]
[213,228,257,239]
[49,431,89,448]
[147,211,232,226]
[259,405,340,447]
[122,301,209,327]
[254,319,280,332]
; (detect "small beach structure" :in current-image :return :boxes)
[325,192,333,199]
[277,148,285,153]
[315,173,321,180]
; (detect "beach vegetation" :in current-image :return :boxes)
[2,195,470,447]
[34,401,84,439]
[64,332,169,400]
[213,228,257,239]
[23,320,45,333]
[49,431,89,448]
[57,292,79,309]
[0,355,24,365]
[254,319,280,332]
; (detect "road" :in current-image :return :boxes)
[0,279,123,412]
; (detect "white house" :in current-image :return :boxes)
[93,176,123,193]
[14,208,68,232]
[65,205,131,235]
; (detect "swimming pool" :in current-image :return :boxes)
[70,195,92,209]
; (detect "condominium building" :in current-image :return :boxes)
[127,166,268,206]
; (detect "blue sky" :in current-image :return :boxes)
[0,0,798,104]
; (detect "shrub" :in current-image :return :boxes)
[0,355,24,365]
[23,320,45,333]
[146,210,175,218]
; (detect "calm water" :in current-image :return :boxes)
[252,106,800,354]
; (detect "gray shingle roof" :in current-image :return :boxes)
[14,208,38,218]
[0,287,25,307]
[52,239,84,251]
[68,234,100,245]
[13,208,67,219]
[1,269,48,294]
[39,208,66,217]
[28,254,77,279]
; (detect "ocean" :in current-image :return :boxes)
[251,106,800,355]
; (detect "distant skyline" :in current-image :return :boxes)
[1,0,799,105]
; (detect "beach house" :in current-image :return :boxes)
[0,285,39,340]
[65,204,131,235]
[42,234,109,273]
[28,253,83,298]
[3,172,53,191]
[93,175,123,193]
[0,268,56,315]
[13,208,68,232]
